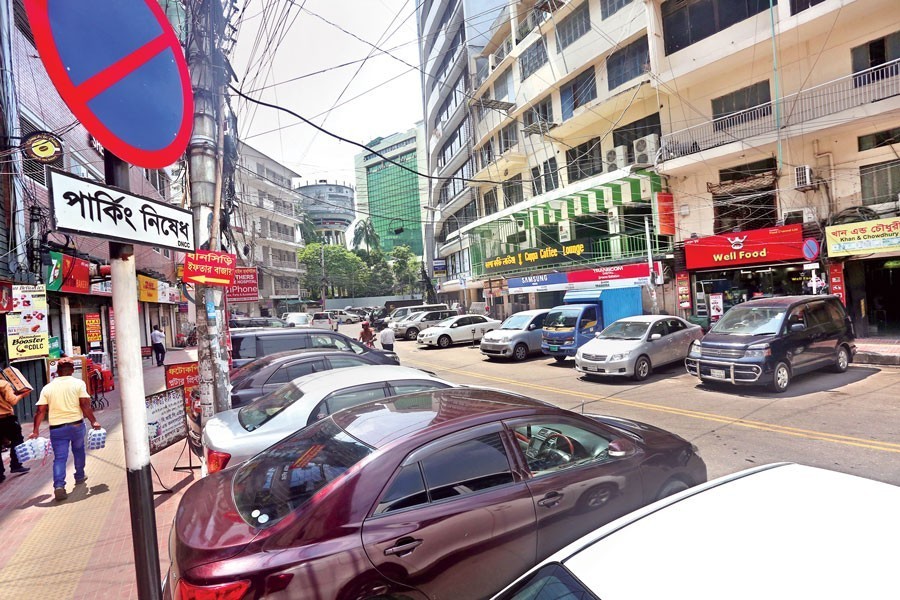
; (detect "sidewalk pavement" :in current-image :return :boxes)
[0,348,200,600]
[854,337,900,366]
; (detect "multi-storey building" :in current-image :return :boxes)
[233,142,306,317]
[417,0,508,301]
[295,181,355,247]
[353,125,428,255]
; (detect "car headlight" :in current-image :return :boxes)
[609,353,629,361]
[494,336,511,343]
[744,344,771,358]
[688,341,701,358]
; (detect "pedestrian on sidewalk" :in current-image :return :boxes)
[0,376,32,484]
[151,324,167,367]
[379,325,395,351]
[29,357,102,501]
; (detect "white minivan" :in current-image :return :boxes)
[386,303,449,325]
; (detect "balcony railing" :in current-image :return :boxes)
[661,59,900,161]
[516,10,547,43]
[492,36,513,65]
[268,258,299,269]
[273,286,299,297]
[267,231,298,243]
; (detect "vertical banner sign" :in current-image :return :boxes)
[654,192,676,237]
[709,293,725,322]
[166,362,202,458]
[829,263,846,306]
[7,285,49,359]
[85,312,103,347]
[676,272,692,309]
[145,386,187,455]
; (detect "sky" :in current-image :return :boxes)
[229,0,424,188]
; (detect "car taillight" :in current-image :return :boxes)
[206,449,231,474]
[176,579,250,600]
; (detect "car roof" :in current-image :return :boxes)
[735,295,839,308]
[533,463,900,600]
[509,309,550,316]
[290,365,439,397]
[609,314,671,323]
[240,348,359,367]
[333,387,553,448]
[231,327,336,338]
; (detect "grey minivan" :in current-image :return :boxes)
[230,329,400,369]
[480,309,550,361]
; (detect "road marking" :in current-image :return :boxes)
[409,358,900,454]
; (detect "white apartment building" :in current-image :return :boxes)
[233,142,307,317]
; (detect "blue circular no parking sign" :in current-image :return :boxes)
[802,238,820,261]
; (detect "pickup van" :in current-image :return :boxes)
[541,287,643,362]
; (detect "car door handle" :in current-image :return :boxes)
[384,538,423,557]
[537,492,563,508]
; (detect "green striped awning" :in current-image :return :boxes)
[525,170,663,224]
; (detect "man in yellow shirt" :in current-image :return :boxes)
[30,358,101,501]
[0,376,32,484]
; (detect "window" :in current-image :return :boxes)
[851,32,900,86]
[317,385,388,421]
[503,174,524,207]
[531,167,543,196]
[496,563,592,600]
[666,318,687,332]
[513,421,610,476]
[601,0,633,19]
[790,0,826,14]
[520,37,548,81]
[375,464,429,515]
[523,96,554,128]
[859,127,900,151]
[259,335,308,355]
[391,381,449,395]
[649,320,667,338]
[484,188,498,215]
[566,138,603,183]
[581,307,597,331]
[661,0,768,55]
[555,2,590,52]
[326,355,369,370]
[560,67,597,120]
[860,159,900,206]
[421,433,514,501]
[711,81,771,131]
[612,113,661,163]
[607,36,649,90]
[494,67,514,103]
[499,121,518,153]
[544,158,560,192]
[267,360,321,385]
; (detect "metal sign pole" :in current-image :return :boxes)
[104,154,162,600]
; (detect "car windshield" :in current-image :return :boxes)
[436,317,457,327]
[238,382,305,431]
[599,321,650,340]
[544,308,581,329]
[501,314,531,330]
[713,306,786,335]
[232,418,374,529]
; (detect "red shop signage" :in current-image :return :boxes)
[226,267,260,303]
[568,261,661,283]
[684,224,804,270]
[828,263,846,305]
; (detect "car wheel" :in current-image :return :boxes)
[632,355,651,381]
[553,356,566,363]
[437,335,452,348]
[770,361,791,393]
[656,478,689,501]
[831,345,850,373]
[406,328,419,341]
[513,343,529,361]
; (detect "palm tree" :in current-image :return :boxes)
[297,213,321,245]
[352,218,380,251]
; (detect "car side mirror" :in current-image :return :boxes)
[450,323,458,328]
[528,323,536,330]
[608,438,637,458]
[790,323,806,333]
[649,333,662,341]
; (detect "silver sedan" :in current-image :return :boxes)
[575,315,703,381]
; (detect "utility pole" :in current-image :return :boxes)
[644,216,660,314]
[188,0,231,435]
[320,244,327,310]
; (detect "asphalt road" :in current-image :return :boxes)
[349,326,900,486]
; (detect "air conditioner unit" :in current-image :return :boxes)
[606,146,629,173]
[794,165,816,190]
[782,207,818,225]
[557,220,574,243]
[633,134,659,165]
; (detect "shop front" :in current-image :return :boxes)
[683,224,816,326]
[138,274,180,347]
[45,251,113,360]
[826,215,900,338]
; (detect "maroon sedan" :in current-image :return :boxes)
[164,388,706,600]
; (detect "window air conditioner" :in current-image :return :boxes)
[633,134,659,165]
[794,165,816,191]
[606,146,629,173]
[781,207,817,225]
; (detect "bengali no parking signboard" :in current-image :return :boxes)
[226,267,260,303]
[48,168,195,252]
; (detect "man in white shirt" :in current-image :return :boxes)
[150,325,166,367]
[379,326,395,351]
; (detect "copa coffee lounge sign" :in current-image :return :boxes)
[684,224,805,270]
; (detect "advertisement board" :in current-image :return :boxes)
[226,267,260,303]
[829,263,846,305]
[84,312,102,347]
[684,224,804,270]
[483,238,593,273]
[138,274,159,302]
[7,285,49,359]
[825,217,900,257]
[654,192,676,237]
[145,386,187,455]
[183,250,237,286]
[165,361,199,399]
[676,272,691,309]
[46,251,91,294]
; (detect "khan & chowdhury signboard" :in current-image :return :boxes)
[684,224,804,270]
[825,217,900,257]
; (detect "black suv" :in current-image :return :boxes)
[230,328,400,368]
[685,295,855,392]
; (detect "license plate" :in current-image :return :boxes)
[549,345,559,352]
[710,368,727,379]
[583,365,598,372]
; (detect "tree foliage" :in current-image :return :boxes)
[352,218,380,251]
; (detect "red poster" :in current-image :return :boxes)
[684,224,804,270]
[183,250,237,286]
[165,361,199,398]
[828,263,846,305]
[655,192,676,237]
[85,312,102,344]
[226,267,260,303]
[676,271,691,309]
[568,262,661,283]
[0,283,12,312]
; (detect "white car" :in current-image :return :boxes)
[417,314,502,348]
[203,365,456,473]
[575,315,703,381]
[281,312,312,328]
[492,463,900,600]
[310,311,338,332]
[329,309,360,324]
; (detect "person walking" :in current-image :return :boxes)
[29,357,101,501]
[359,321,375,348]
[150,324,166,367]
[379,325,395,351]
[0,376,32,484]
